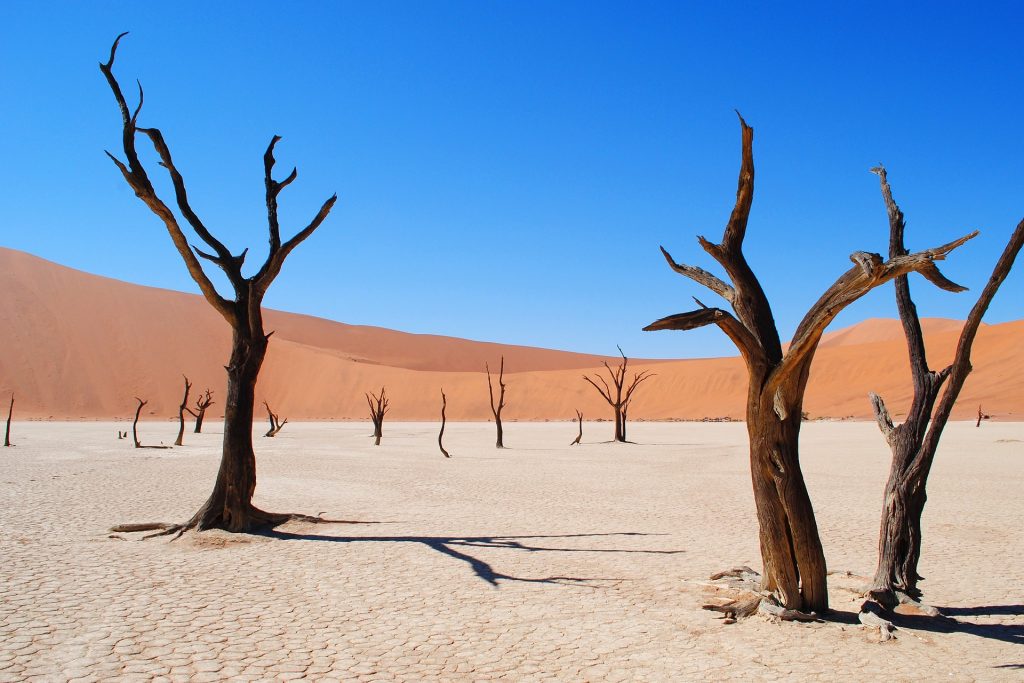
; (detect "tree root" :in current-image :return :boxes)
[859,599,897,642]
[110,509,344,541]
[858,588,952,642]
[701,566,821,624]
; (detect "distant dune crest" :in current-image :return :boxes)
[0,247,1019,421]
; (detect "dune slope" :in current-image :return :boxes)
[0,247,1020,420]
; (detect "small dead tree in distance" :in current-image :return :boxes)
[4,394,12,447]
[102,34,336,534]
[486,357,507,448]
[643,115,975,615]
[582,346,653,443]
[174,375,192,446]
[131,397,170,449]
[438,389,451,458]
[263,401,288,437]
[862,167,1024,625]
[366,386,389,445]
[570,409,583,446]
[188,389,215,433]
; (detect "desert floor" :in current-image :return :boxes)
[1,420,1021,681]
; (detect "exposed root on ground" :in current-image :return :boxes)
[701,566,821,624]
[858,587,953,642]
[110,509,354,541]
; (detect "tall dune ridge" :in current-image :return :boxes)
[1,246,1020,422]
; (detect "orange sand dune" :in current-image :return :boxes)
[0,247,1020,421]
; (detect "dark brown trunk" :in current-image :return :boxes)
[613,407,623,442]
[175,376,192,446]
[438,389,451,458]
[3,394,12,447]
[194,408,206,433]
[132,398,146,448]
[188,328,268,532]
[487,358,506,448]
[570,410,583,445]
[866,171,1023,611]
[747,378,828,613]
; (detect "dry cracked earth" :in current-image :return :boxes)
[1,420,1022,681]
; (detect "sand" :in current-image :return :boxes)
[1,420,1021,680]
[1,247,1021,422]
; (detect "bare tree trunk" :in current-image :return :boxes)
[175,375,193,446]
[438,389,451,458]
[487,357,507,448]
[583,347,653,444]
[132,397,147,449]
[366,386,388,446]
[866,169,1024,611]
[263,400,287,437]
[645,116,975,614]
[570,410,583,445]
[4,394,13,447]
[101,34,336,534]
[191,389,214,433]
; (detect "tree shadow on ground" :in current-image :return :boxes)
[842,606,1023,647]
[787,606,1022,648]
[258,529,682,587]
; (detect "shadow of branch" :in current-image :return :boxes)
[258,529,682,587]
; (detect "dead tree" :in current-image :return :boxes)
[101,34,336,534]
[4,394,13,447]
[187,389,215,433]
[643,116,975,615]
[438,389,451,458]
[582,346,653,443]
[486,357,507,448]
[174,375,193,446]
[130,397,169,449]
[366,386,389,445]
[862,168,1024,621]
[263,401,288,437]
[570,409,583,446]
[975,406,989,428]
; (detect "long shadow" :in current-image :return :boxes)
[884,610,1023,647]
[259,529,683,587]
[940,604,1024,617]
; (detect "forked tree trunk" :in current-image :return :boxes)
[570,410,583,446]
[644,116,975,614]
[101,34,336,534]
[263,401,287,437]
[866,168,1024,610]
[487,357,507,448]
[191,389,214,433]
[583,347,652,444]
[366,386,388,446]
[174,375,192,446]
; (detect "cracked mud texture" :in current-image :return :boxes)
[1,420,1021,681]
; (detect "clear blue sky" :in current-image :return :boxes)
[1,1,1021,358]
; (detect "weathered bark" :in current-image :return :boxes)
[582,347,653,443]
[570,409,583,446]
[486,357,507,448]
[4,394,13,447]
[101,34,336,534]
[263,401,288,437]
[366,386,389,446]
[866,167,1024,611]
[132,397,147,448]
[438,389,451,458]
[174,375,192,446]
[644,116,975,614]
[189,389,214,433]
